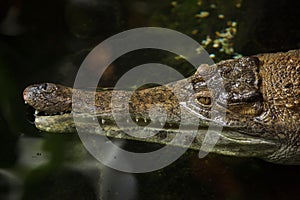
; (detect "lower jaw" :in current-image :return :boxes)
[34,113,278,159]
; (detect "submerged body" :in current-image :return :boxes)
[23,49,300,164]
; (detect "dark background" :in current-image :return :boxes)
[0,0,299,199]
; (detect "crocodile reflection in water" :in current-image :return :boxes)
[23,49,300,164]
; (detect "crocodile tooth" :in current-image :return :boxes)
[94,127,101,133]
[136,118,139,122]
[101,119,105,124]
[144,118,147,123]
[34,110,39,115]
[24,101,27,104]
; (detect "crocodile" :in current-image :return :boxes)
[23,49,300,164]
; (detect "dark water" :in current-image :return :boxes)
[0,0,299,199]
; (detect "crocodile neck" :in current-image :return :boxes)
[258,50,300,133]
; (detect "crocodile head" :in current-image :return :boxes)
[23,50,300,164]
[22,59,278,163]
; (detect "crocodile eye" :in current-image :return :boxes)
[197,97,212,106]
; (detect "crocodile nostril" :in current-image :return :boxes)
[40,83,48,90]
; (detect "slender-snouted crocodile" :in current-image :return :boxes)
[23,49,300,164]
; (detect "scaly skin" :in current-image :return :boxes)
[23,49,300,164]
